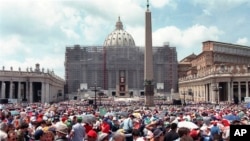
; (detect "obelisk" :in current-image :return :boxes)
[144,0,154,106]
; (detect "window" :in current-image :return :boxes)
[120,77,125,83]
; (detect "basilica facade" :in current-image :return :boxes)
[65,17,178,98]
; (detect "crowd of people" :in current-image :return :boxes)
[0,100,249,141]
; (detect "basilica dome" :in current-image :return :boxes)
[103,17,135,47]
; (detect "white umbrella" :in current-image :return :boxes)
[178,121,199,129]
[82,114,96,124]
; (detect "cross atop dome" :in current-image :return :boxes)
[115,16,123,30]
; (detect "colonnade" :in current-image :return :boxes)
[0,80,51,103]
[180,79,250,103]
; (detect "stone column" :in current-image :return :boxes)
[1,82,5,98]
[18,82,21,101]
[9,81,13,99]
[246,81,249,97]
[231,81,234,102]
[227,82,231,102]
[238,81,241,103]
[204,84,206,101]
[203,85,206,101]
[29,82,33,103]
[201,85,204,101]
[26,81,29,101]
[212,83,216,103]
[194,86,196,102]
[50,84,54,102]
[41,82,45,103]
[206,84,210,101]
[45,83,50,103]
[206,84,211,102]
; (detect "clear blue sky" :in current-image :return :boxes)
[1,0,250,78]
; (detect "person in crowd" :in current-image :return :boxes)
[0,122,8,141]
[164,122,171,134]
[100,118,111,134]
[112,131,125,141]
[210,121,221,140]
[84,121,93,134]
[120,114,134,141]
[32,129,44,141]
[16,122,29,141]
[55,123,68,141]
[132,129,144,141]
[177,127,193,141]
[152,128,164,141]
[111,117,120,132]
[7,130,18,141]
[120,114,134,133]
[87,129,98,141]
[36,120,47,131]
[164,123,179,141]
[201,127,212,141]
[69,116,85,141]
[221,119,230,141]
[189,129,200,141]
[40,131,55,141]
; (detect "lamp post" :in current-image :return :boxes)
[90,82,101,110]
[213,87,219,105]
[182,92,186,106]
[213,84,222,105]
[94,83,97,109]
[99,91,103,106]
[99,93,101,106]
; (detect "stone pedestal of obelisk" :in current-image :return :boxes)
[144,1,154,106]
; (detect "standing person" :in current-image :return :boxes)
[120,114,134,133]
[100,118,110,134]
[221,120,230,141]
[111,117,120,132]
[210,122,220,140]
[69,116,85,141]
[120,115,134,141]
[7,130,18,141]
[177,127,193,141]
[164,123,179,141]
[55,123,68,141]
[87,129,97,141]
[152,128,164,141]
[132,129,144,141]
[84,122,93,134]
[0,122,8,141]
[112,132,125,141]
[16,122,29,141]
[40,131,55,141]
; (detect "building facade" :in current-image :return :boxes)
[65,18,178,98]
[0,64,65,103]
[179,41,250,103]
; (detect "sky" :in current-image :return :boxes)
[1,0,250,79]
